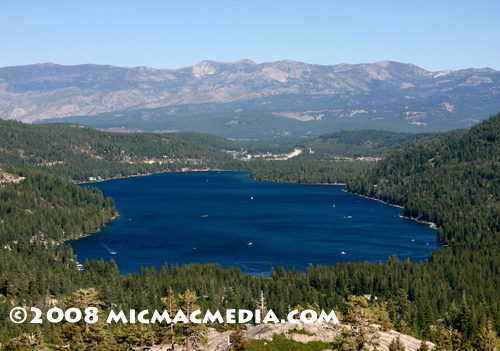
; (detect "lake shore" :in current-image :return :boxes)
[347,190,440,232]
[62,214,119,243]
[75,167,223,185]
[351,191,404,209]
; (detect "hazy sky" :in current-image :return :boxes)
[1,0,498,71]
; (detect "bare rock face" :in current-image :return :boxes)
[198,322,433,351]
[149,321,434,351]
[378,329,432,351]
[244,321,297,341]
[204,330,233,351]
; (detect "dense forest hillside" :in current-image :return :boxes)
[0,170,115,243]
[0,120,375,184]
[289,129,467,159]
[347,113,500,245]
[237,129,466,184]
[0,120,234,181]
[167,132,244,152]
[0,120,456,185]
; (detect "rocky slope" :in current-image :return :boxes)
[150,321,433,351]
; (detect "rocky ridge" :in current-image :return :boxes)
[151,321,434,351]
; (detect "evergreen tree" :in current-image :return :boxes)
[161,286,180,350]
[178,289,207,351]
[418,339,430,351]
[229,325,250,351]
[332,295,380,351]
[56,323,81,350]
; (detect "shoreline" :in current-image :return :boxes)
[347,190,439,231]
[63,214,119,243]
[77,168,349,187]
[75,168,226,185]
[399,214,438,229]
[75,171,168,185]
[350,191,404,209]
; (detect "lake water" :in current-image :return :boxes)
[71,171,439,275]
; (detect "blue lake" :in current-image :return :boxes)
[71,171,439,275]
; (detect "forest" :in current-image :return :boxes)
[0,119,444,184]
[1,114,500,350]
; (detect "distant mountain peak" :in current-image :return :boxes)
[235,59,257,65]
[36,62,60,68]
[373,60,392,67]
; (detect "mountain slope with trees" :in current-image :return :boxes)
[0,120,235,181]
[347,113,500,246]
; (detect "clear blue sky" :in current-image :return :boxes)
[1,0,498,71]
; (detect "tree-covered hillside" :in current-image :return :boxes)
[0,170,116,243]
[2,120,451,185]
[0,120,234,181]
[290,129,467,159]
[347,113,500,245]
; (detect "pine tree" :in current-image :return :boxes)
[1,331,45,351]
[57,322,81,350]
[178,289,207,351]
[332,295,380,351]
[65,288,103,333]
[229,325,250,351]
[389,338,398,351]
[417,339,430,351]
[83,310,114,350]
[372,302,391,331]
[254,290,267,316]
[477,319,500,351]
[33,327,45,351]
[388,336,406,351]
[161,286,179,350]
[396,336,406,351]
[396,320,411,335]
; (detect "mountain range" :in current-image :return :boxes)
[1,60,499,138]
